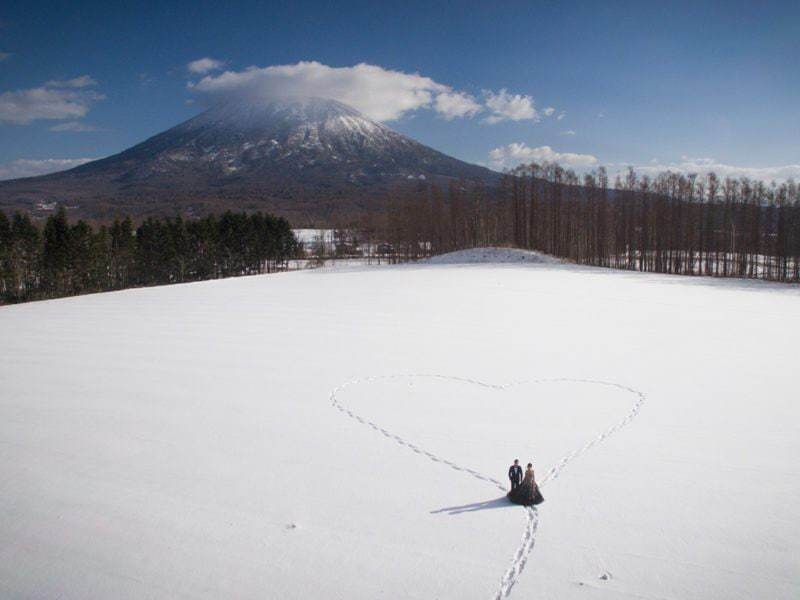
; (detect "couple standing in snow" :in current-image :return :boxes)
[507,459,544,506]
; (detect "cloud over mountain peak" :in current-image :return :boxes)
[188,61,551,125]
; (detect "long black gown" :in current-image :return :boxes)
[507,470,544,506]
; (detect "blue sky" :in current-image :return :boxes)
[1,0,799,181]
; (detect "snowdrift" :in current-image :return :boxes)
[424,247,560,264]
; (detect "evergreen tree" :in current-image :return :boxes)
[7,213,41,302]
[42,208,72,296]
[0,210,10,298]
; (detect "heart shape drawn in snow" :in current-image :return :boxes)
[330,375,646,600]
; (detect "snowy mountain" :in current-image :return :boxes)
[0,97,500,221]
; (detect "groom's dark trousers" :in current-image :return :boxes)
[509,465,523,490]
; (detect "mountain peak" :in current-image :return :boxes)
[173,95,393,152]
[186,96,372,131]
[0,96,500,221]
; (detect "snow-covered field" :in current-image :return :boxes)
[1,249,798,599]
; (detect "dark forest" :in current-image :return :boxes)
[0,209,298,304]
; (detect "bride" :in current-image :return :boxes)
[507,462,544,506]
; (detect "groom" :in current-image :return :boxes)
[508,459,523,491]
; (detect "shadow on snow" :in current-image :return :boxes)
[430,496,512,515]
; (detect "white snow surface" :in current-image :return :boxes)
[1,251,799,599]
[292,228,335,244]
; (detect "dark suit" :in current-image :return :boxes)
[508,464,523,490]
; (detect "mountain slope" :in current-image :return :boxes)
[0,97,500,222]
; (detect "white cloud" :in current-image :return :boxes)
[557,111,566,121]
[189,60,558,127]
[190,60,540,124]
[560,130,576,136]
[483,89,539,124]
[44,75,97,88]
[187,57,226,74]
[613,157,800,184]
[488,143,598,171]
[487,145,800,183]
[0,87,104,124]
[0,157,95,180]
[0,75,103,124]
[49,121,104,132]
[433,91,482,120]
[190,61,456,122]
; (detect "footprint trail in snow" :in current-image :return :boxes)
[329,374,646,600]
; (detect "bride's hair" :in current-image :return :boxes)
[527,463,533,468]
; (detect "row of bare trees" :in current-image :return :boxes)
[511,164,800,281]
[374,164,800,282]
[379,182,508,259]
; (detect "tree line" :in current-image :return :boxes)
[376,165,800,282]
[0,208,299,304]
[378,181,505,259]
[511,165,800,281]
[3,164,798,306]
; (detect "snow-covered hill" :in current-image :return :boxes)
[1,255,798,599]
[423,247,561,264]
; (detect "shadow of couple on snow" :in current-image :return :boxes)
[430,496,515,515]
